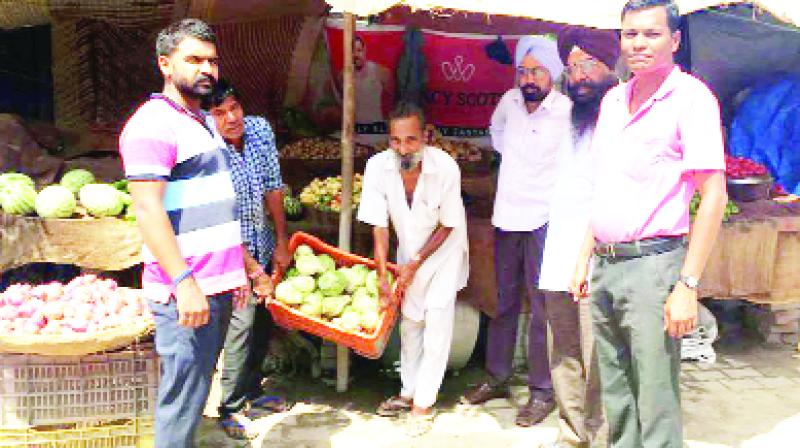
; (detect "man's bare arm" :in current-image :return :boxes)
[265,189,290,274]
[664,170,727,337]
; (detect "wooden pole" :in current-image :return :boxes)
[336,11,356,393]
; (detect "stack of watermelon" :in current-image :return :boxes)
[0,170,134,221]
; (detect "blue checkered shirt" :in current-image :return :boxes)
[222,116,283,267]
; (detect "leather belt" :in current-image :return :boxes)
[594,236,686,260]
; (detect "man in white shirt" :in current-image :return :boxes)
[357,102,469,436]
[463,35,570,427]
[538,26,621,448]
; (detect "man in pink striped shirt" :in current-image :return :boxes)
[120,19,271,447]
[571,1,728,446]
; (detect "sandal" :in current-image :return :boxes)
[247,395,289,418]
[219,412,257,440]
[251,395,288,412]
[405,411,436,437]
[376,395,412,417]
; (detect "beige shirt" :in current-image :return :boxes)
[357,146,469,320]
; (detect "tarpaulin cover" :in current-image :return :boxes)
[729,75,800,195]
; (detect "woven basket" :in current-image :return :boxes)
[0,288,154,356]
[267,232,399,359]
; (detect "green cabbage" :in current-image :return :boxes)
[359,308,381,332]
[352,264,370,275]
[285,267,299,279]
[352,289,379,314]
[336,307,362,332]
[365,270,394,297]
[1,184,37,215]
[339,266,367,292]
[79,184,124,217]
[322,294,351,318]
[317,270,347,296]
[294,244,314,260]
[123,205,137,222]
[290,275,316,293]
[60,169,96,194]
[295,254,323,276]
[275,281,303,305]
[0,172,35,192]
[35,185,77,218]
[300,292,324,317]
[317,254,336,272]
[118,191,133,207]
[112,179,129,192]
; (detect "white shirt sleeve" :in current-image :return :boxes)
[356,157,389,228]
[490,94,508,155]
[439,160,465,229]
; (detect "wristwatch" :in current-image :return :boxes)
[679,275,700,290]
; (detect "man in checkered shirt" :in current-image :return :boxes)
[204,79,290,439]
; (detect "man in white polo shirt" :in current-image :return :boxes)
[463,35,570,427]
[358,101,469,436]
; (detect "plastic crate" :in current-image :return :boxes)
[0,417,153,448]
[267,232,400,359]
[0,343,157,429]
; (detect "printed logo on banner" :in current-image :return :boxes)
[422,32,522,133]
[441,56,476,83]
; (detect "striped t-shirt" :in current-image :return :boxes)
[119,94,246,303]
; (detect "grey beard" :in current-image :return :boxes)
[397,151,423,171]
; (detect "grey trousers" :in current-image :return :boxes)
[545,291,607,448]
[590,246,686,448]
[218,295,272,416]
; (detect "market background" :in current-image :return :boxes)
[1,1,800,447]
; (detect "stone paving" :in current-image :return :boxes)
[197,343,800,448]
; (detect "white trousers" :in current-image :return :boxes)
[399,302,456,409]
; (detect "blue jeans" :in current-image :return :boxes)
[149,293,233,448]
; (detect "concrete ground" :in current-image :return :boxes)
[197,341,800,448]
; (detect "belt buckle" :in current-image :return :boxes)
[599,243,615,258]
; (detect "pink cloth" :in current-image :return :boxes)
[589,66,725,244]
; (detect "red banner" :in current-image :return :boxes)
[324,21,404,133]
[323,21,540,135]
[422,31,521,135]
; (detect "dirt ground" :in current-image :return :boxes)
[196,335,800,448]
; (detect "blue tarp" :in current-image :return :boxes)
[729,75,800,195]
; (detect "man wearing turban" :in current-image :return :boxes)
[538,25,621,448]
[462,35,570,428]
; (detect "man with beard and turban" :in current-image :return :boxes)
[119,19,271,447]
[571,1,727,446]
[462,35,570,428]
[536,26,621,448]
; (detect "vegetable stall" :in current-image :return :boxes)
[0,170,156,446]
[1,5,800,443]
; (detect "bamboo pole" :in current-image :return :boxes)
[336,11,356,393]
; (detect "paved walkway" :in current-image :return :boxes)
[198,343,800,448]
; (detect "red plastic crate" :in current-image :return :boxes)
[266,232,399,359]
